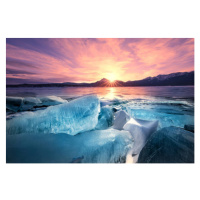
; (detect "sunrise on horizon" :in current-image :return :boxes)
[6,38,194,85]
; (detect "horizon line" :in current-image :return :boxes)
[6,70,194,86]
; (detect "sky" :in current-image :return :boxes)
[6,38,194,85]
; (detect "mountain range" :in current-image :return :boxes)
[7,71,194,87]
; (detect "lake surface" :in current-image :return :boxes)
[6,86,194,101]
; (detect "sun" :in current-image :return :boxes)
[107,73,116,83]
[109,78,115,83]
[102,73,121,87]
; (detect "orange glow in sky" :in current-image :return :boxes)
[6,38,194,85]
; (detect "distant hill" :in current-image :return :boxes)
[7,71,194,87]
[124,71,194,86]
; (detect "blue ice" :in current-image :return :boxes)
[6,96,67,112]
[123,99,194,129]
[6,95,100,136]
[95,106,114,130]
[6,128,133,163]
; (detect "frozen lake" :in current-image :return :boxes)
[6,86,194,163]
[6,86,194,128]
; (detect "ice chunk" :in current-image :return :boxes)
[123,118,158,160]
[126,100,194,129]
[100,100,112,107]
[138,126,194,163]
[113,110,130,130]
[95,106,114,130]
[6,97,23,112]
[21,97,42,111]
[6,128,133,163]
[24,97,42,104]
[39,96,67,106]
[6,95,100,136]
[6,96,66,112]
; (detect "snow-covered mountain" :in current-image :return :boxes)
[145,72,190,81]
[125,71,194,86]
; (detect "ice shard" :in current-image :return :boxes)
[6,95,100,136]
[6,128,133,163]
[138,126,194,163]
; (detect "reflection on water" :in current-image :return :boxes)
[7,86,194,101]
[105,88,115,99]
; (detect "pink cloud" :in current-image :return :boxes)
[6,38,194,84]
